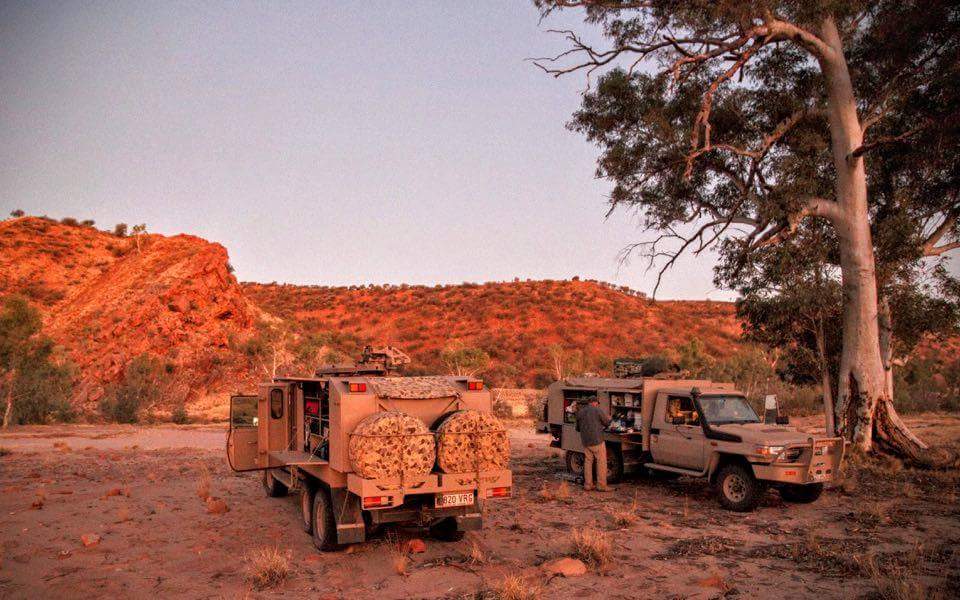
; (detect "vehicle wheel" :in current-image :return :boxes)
[605,443,624,484]
[263,469,287,498]
[300,486,315,533]
[430,517,465,542]
[311,487,340,552]
[565,451,584,478]
[715,463,765,512]
[780,483,824,504]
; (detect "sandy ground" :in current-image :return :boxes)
[1,415,959,599]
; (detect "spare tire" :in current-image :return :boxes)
[435,410,509,473]
[348,411,435,479]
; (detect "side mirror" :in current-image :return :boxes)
[776,415,790,425]
[671,415,685,425]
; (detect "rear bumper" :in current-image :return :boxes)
[347,470,512,508]
[368,499,482,529]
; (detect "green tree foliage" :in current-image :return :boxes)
[535,0,959,459]
[441,341,491,377]
[100,354,165,423]
[0,296,74,425]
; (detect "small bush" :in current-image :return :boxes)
[481,575,541,600]
[10,209,24,218]
[113,223,128,237]
[571,527,612,568]
[171,404,189,424]
[243,546,290,589]
[80,219,95,227]
[60,217,79,226]
[99,354,165,423]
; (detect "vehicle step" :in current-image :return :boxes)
[643,463,702,476]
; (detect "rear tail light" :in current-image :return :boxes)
[349,382,367,393]
[487,486,510,498]
[468,381,483,391]
[362,496,390,508]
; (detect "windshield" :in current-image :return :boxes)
[698,395,760,425]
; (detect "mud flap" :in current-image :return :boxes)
[455,513,482,532]
[330,488,366,545]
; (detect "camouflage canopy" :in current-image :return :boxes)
[367,376,461,399]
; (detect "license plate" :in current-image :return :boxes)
[435,491,473,508]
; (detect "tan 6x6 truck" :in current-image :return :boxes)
[541,377,844,511]
[227,348,512,551]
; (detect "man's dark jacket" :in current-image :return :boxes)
[576,404,611,447]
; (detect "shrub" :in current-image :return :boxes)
[171,404,189,424]
[10,209,24,218]
[571,527,612,568]
[113,223,128,237]
[99,354,165,423]
[243,546,290,589]
[60,217,79,226]
[1,295,75,424]
[80,219,95,227]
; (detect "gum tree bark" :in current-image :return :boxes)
[817,18,933,461]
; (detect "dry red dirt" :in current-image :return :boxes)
[0,416,957,599]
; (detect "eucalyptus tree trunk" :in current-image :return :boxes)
[815,318,835,437]
[818,17,934,464]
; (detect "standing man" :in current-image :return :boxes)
[576,396,612,492]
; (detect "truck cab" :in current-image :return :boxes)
[645,386,845,511]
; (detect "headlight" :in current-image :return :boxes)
[755,445,784,457]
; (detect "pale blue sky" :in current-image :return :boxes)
[0,1,734,299]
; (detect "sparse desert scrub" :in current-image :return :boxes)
[391,543,409,576]
[571,527,612,570]
[476,575,541,600]
[467,538,486,565]
[196,465,211,500]
[537,480,571,502]
[862,548,943,600]
[243,546,290,589]
[607,494,640,528]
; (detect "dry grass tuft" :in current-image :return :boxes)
[608,493,640,528]
[862,551,941,600]
[392,549,409,576]
[243,546,290,590]
[467,539,486,565]
[484,575,541,600]
[388,536,409,576]
[571,527,612,569]
[197,465,211,501]
[538,480,571,502]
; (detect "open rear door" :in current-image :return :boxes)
[227,395,261,471]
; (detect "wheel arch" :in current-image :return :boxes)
[707,452,752,484]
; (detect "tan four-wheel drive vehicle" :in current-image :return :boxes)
[226,348,512,550]
[540,377,844,511]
